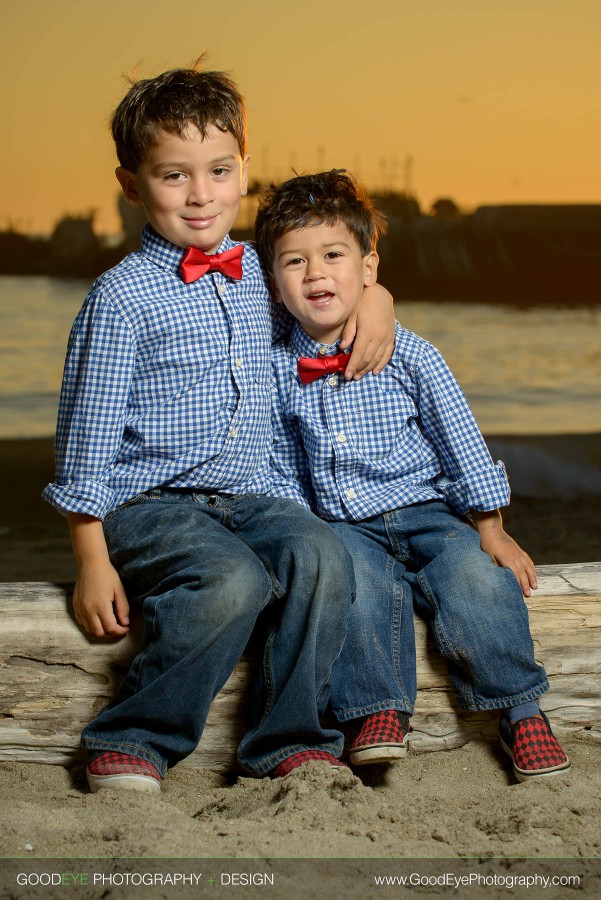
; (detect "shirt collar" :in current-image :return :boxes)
[289,321,348,359]
[139,225,235,278]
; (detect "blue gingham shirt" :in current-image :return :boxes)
[269,321,510,521]
[44,226,277,519]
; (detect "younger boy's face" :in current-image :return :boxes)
[272,221,378,345]
[116,124,249,253]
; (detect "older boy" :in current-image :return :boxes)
[44,71,395,791]
[257,170,570,783]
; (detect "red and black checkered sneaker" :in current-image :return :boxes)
[349,710,410,766]
[499,712,571,782]
[272,749,349,778]
[86,751,161,793]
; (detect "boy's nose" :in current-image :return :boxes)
[187,179,214,205]
[305,261,324,281]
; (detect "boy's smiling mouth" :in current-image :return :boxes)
[183,215,219,229]
[307,291,334,304]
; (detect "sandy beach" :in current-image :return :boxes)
[1,435,599,897]
[1,736,599,897]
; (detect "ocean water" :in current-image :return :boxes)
[1,276,600,497]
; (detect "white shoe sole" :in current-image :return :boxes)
[350,743,407,766]
[86,770,161,794]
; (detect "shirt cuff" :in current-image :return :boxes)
[441,460,510,514]
[42,480,117,520]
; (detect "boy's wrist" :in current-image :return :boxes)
[67,513,111,567]
[470,509,503,532]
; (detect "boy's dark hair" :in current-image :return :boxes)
[111,67,247,171]
[254,170,387,272]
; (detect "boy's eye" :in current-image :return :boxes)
[325,251,343,259]
[284,257,304,266]
[212,167,229,177]
[165,172,185,182]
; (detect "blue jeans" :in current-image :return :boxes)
[80,490,354,776]
[329,501,548,720]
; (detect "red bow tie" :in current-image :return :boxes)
[180,245,244,283]
[297,352,350,384]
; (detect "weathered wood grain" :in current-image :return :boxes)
[1,562,599,770]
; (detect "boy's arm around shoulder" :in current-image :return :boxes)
[340,283,396,379]
[68,513,130,638]
[471,509,538,598]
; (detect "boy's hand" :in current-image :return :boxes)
[472,510,538,597]
[67,512,130,638]
[73,559,130,638]
[340,283,396,379]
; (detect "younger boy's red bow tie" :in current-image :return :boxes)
[180,245,244,283]
[297,352,350,384]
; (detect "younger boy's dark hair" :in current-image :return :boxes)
[111,66,247,171]
[254,170,387,272]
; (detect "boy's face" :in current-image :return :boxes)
[272,221,378,345]
[116,124,249,253]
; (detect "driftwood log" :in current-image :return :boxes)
[1,562,599,772]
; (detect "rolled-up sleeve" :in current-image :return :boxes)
[42,289,136,519]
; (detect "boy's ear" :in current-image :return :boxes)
[240,154,251,197]
[116,167,143,206]
[363,250,379,287]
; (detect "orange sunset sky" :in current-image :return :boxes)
[3,0,600,235]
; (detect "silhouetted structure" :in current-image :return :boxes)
[375,202,601,305]
[0,213,123,278]
[1,197,600,304]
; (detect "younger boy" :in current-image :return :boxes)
[256,170,571,783]
[43,71,394,791]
